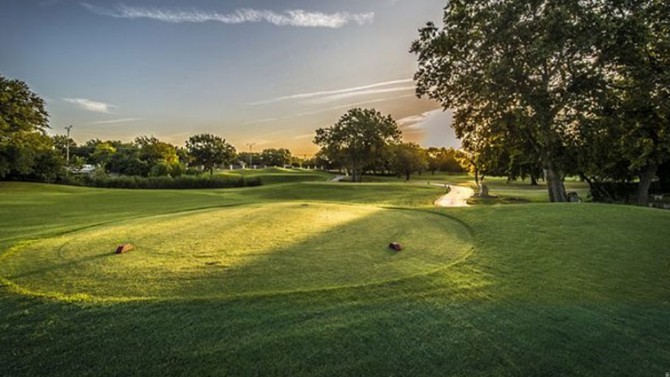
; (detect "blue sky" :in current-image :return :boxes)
[1,0,458,154]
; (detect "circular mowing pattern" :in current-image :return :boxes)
[0,203,472,301]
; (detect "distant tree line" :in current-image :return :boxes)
[314,107,466,182]
[0,74,310,187]
[411,0,670,204]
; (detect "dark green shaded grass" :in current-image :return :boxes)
[216,167,334,185]
[1,183,670,376]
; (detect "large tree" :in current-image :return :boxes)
[411,0,603,202]
[0,75,63,181]
[260,148,291,167]
[186,133,236,175]
[390,142,428,181]
[314,108,401,182]
[597,0,670,205]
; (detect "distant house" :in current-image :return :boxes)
[69,164,96,174]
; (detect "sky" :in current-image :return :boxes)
[1,0,459,155]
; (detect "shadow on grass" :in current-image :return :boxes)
[168,207,473,299]
[8,252,113,279]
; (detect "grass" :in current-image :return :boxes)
[0,202,471,300]
[216,167,334,185]
[1,178,669,376]
[366,172,591,203]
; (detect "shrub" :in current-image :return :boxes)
[62,174,262,189]
[149,162,171,177]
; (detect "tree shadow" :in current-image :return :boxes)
[168,207,474,299]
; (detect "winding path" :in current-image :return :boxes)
[432,184,475,207]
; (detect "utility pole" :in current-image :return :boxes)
[245,142,256,169]
[64,125,73,164]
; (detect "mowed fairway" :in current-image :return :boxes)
[0,203,471,300]
[1,177,670,376]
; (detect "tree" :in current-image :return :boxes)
[596,0,670,205]
[90,142,117,168]
[426,147,466,174]
[390,142,428,181]
[135,136,179,166]
[314,108,401,182]
[0,75,63,180]
[411,0,603,202]
[0,75,48,136]
[186,133,236,175]
[53,135,77,161]
[260,148,292,167]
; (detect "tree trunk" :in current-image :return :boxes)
[543,163,567,202]
[351,168,363,182]
[530,173,538,186]
[636,164,657,206]
[405,171,411,181]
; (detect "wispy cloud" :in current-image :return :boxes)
[398,110,437,130]
[82,3,374,28]
[304,86,415,105]
[294,133,314,140]
[239,94,414,127]
[250,79,413,105]
[63,98,115,113]
[89,117,142,125]
[294,94,415,117]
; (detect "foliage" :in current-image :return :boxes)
[314,108,401,182]
[411,0,604,202]
[0,75,64,181]
[62,174,261,189]
[135,135,179,166]
[259,148,292,167]
[588,0,670,204]
[389,142,428,180]
[186,133,236,175]
[0,75,48,135]
[426,147,466,174]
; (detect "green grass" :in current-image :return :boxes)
[0,202,471,300]
[1,180,669,376]
[367,172,591,203]
[216,167,334,185]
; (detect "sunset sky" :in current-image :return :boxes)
[1,0,459,155]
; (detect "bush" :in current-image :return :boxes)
[149,162,171,177]
[62,175,262,189]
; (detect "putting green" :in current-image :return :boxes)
[0,202,472,301]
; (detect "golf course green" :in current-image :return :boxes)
[0,202,472,300]
[1,173,669,376]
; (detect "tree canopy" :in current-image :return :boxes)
[186,133,236,175]
[0,75,62,181]
[314,108,401,182]
[411,0,669,204]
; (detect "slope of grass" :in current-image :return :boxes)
[217,167,334,185]
[1,180,669,376]
[0,202,472,301]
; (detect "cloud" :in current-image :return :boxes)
[63,98,115,113]
[82,3,374,28]
[304,86,415,105]
[398,111,433,129]
[250,79,413,105]
[294,94,416,117]
[294,133,314,140]
[89,117,142,125]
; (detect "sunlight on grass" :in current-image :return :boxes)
[0,202,472,301]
